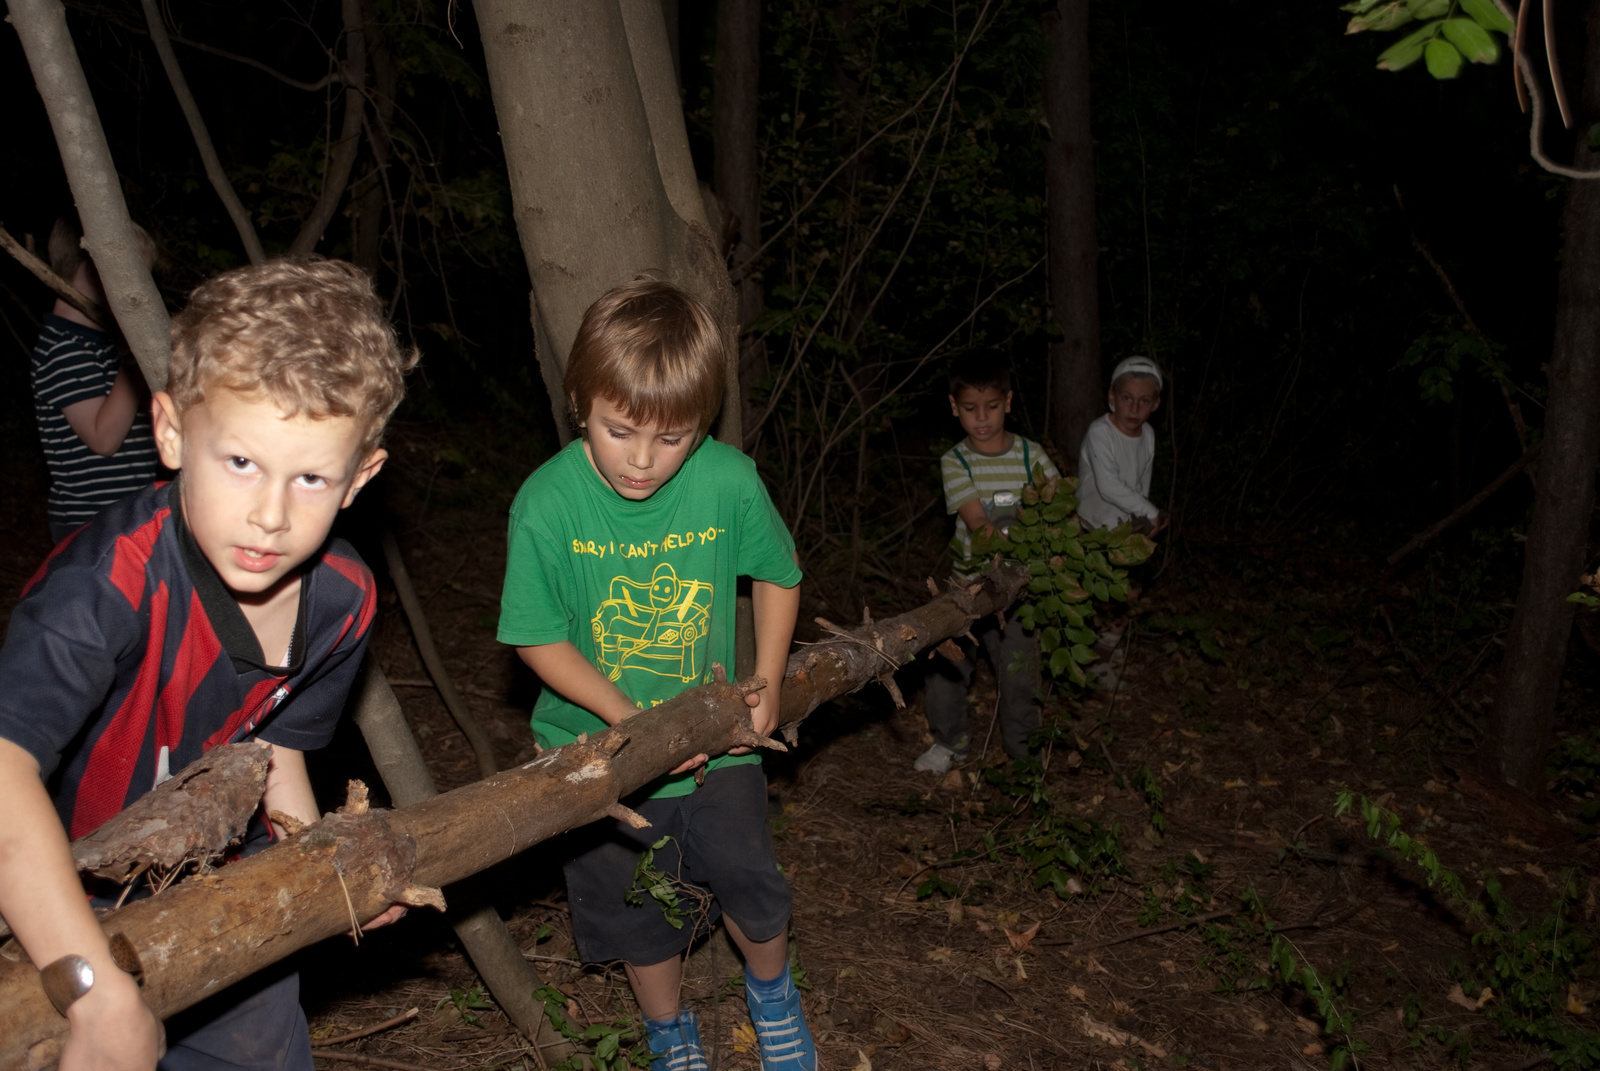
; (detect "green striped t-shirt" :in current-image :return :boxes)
[941,434,1059,577]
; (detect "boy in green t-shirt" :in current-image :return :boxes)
[498,279,812,1071]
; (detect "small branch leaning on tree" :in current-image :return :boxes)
[0,222,110,328]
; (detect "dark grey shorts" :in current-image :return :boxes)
[565,763,792,966]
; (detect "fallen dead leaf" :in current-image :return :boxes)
[1446,984,1495,1010]
[1294,1016,1319,1035]
[1068,985,1088,1001]
[1077,1013,1167,1058]
[982,1055,1003,1071]
[946,899,964,924]
[850,1051,872,1071]
[1249,1016,1268,1033]
[1223,779,1247,789]
[1014,956,1028,981]
[1159,960,1177,973]
[1302,1041,1326,1055]
[940,769,963,792]
[975,920,994,934]
[1005,920,1041,952]
[1569,985,1590,1015]
[925,947,953,963]
[732,1023,756,1054]
[1258,776,1280,787]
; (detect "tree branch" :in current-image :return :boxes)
[290,0,367,256]
[139,0,265,264]
[9,0,171,388]
[0,222,110,328]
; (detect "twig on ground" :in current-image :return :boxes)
[1039,908,1234,951]
[311,1052,435,1071]
[311,1008,419,1047]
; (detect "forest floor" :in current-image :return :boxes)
[2,418,1595,1071]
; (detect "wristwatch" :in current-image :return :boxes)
[40,953,94,1016]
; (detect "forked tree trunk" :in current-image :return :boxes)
[1042,0,1103,469]
[0,568,1027,1067]
[1484,0,1600,795]
[473,0,740,444]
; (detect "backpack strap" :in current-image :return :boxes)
[952,447,974,482]
[1021,438,1030,479]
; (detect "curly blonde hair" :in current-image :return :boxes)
[564,277,725,435]
[168,259,416,452]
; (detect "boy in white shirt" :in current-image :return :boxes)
[1077,356,1167,535]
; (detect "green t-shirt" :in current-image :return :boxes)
[498,437,802,798]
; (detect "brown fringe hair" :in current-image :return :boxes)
[564,277,725,435]
[168,258,416,453]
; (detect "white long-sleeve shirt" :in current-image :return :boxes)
[1076,414,1158,530]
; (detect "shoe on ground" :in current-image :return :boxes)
[913,742,967,773]
[747,980,818,1070]
[644,1008,709,1071]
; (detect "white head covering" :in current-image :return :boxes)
[1109,356,1163,399]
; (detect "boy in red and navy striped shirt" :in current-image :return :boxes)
[0,259,415,1071]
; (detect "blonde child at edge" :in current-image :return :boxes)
[0,259,413,1071]
[497,279,813,1071]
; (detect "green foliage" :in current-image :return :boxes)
[1343,0,1513,77]
[1396,315,1511,406]
[435,985,492,1027]
[1270,935,1369,1069]
[983,468,1155,688]
[978,757,1125,899]
[626,836,693,931]
[1337,793,1600,1066]
[534,985,655,1071]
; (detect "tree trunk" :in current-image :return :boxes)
[138,0,265,264]
[0,567,1027,1065]
[472,0,737,444]
[7,0,172,389]
[1484,0,1600,796]
[1042,0,1103,471]
[289,0,367,256]
[351,0,397,280]
[715,0,765,441]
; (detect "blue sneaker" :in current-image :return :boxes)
[746,981,817,1070]
[643,1008,709,1071]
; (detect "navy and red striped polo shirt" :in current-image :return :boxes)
[0,481,376,840]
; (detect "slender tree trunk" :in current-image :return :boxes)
[290,0,367,256]
[473,0,736,444]
[1484,0,1600,795]
[1042,0,1103,470]
[715,0,765,440]
[139,0,265,264]
[8,0,171,388]
[352,0,397,279]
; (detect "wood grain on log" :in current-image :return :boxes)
[0,564,1025,1068]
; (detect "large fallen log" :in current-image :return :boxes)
[0,564,1026,1069]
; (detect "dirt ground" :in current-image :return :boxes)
[1,417,1594,1071]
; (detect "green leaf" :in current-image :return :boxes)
[1049,647,1072,678]
[1347,1,1413,33]
[1459,0,1515,34]
[1589,123,1600,152]
[1071,643,1097,665]
[1424,36,1463,78]
[1407,0,1451,17]
[1377,19,1441,69]
[1441,17,1499,62]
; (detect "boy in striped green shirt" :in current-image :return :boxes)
[917,358,1059,773]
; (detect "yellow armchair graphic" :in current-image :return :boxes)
[592,563,713,683]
